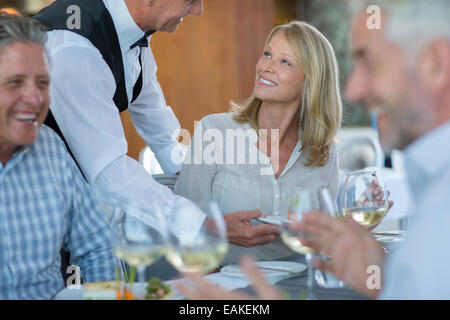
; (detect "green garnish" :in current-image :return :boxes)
[145,277,171,300]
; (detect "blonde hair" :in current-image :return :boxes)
[231,21,342,167]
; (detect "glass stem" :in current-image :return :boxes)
[305,252,317,300]
[137,266,146,283]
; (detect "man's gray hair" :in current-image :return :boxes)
[0,13,47,57]
[351,0,450,60]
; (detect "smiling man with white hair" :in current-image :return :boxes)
[301,0,450,299]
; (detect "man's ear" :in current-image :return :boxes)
[420,40,450,94]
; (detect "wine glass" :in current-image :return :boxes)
[340,170,389,229]
[280,187,335,300]
[111,206,168,287]
[165,201,228,274]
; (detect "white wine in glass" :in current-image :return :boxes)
[340,170,389,228]
[112,208,168,284]
[280,188,320,300]
[280,187,339,298]
[115,244,167,269]
[166,239,228,273]
[166,201,228,274]
[281,230,314,255]
[342,207,389,227]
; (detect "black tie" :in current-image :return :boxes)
[130,30,156,49]
[130,30,156,103]
[131,53,143,104]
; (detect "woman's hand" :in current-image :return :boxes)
[366,181,394,231]
[224,210,280,247]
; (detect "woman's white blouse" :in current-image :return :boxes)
[174,113,339,264]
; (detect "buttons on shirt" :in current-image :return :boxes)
[273,180,280,215]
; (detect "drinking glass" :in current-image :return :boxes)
[165,201,228,274]
[340,170,389,229]
[314,256,346,289]
[280,187,335,299]
[111,206,168,285]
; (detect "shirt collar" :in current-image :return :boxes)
[242,121,303,179]
[0,145,31,172]
[403,120,450,195]
[103,0,147,52]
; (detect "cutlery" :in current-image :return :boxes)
[258,266,306,275]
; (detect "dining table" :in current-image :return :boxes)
[144,250,370,300]
[54,224,406,301]
[140,251,370,300]
[236,254,368,300]
[54,252,370,300]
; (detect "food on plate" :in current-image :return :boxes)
[82,277,172,300]
[146,277,172,300]
[83,281,119,300]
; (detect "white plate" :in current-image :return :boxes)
[374,230,405,243]
[220,261,307,279]
[258,216,289,226]
[375,234,404,241]
[53,280,183,300]
[374,230,406,237]
[374,232,405,252]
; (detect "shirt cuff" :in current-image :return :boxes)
[154,142,185,174]
[170,200,207,243]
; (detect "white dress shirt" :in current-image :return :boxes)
[174,113,340,264]
[380,121,450,299]
[44,0,204,230]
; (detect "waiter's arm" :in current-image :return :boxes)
[128,47,184,174]
[47,41,203,228]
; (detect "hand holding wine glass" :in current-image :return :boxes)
[341,171,390,229]
[280,187,335,299]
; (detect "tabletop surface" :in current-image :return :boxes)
[237,254,369,300]
[122,253,370,300]
[55,252,372,300]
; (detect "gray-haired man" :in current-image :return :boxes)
[0,14,115,300]
[292,0,450,299]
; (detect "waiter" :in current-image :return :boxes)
[33,0,205,279]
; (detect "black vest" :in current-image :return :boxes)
[33,0,144,147]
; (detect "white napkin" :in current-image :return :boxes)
[202,270,294,291]
[204,272,252,291]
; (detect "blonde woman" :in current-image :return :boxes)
[174,21,342,264]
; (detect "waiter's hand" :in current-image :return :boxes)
[224,210,279,247]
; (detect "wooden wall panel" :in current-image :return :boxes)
[151,0,238,137]
[122,0,275,160]
[234,0,276,101]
